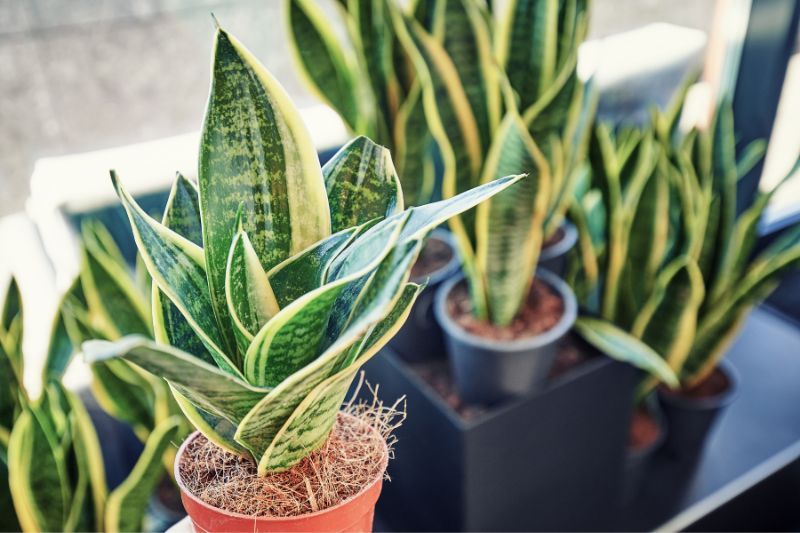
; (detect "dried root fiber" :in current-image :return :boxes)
[178,379,405,518]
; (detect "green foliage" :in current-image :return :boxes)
[0,276,184,533]
[86,26,523,475]
[287,0,437,206]
[570,85,800,387]
[367,0,592,326]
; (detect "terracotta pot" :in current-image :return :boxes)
[175,414,388,532]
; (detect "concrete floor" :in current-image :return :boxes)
[0,0,716,216]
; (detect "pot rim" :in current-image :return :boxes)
[434,268,578,352]
[658,360,740,411]
[411,228,461,285]
[174,412,389,522]
[539,221,578,261]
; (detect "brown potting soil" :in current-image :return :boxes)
[178,397,403,518]
[447,278,564,341]
[628,407,660,451]
[411,335,590,419]
[666,367,731,399]
[411,236,454,279]
[542,226,566,249]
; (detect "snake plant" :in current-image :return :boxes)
[84,26,522,475]
[53,221,190,469]
[0,276,183,533]
[571,86,800,389]
[287,0,437,206]
[373,0,595,326]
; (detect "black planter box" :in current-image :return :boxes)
[361,346,638,531]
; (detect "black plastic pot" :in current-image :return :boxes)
[360,346,638,531]
[620,396,666,506]
[538,221,578,277]
[435,269,577,405]
[657,361,739,461]
[387,229,460,363]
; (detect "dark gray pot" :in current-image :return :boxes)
[388,229,460,363]
[539,221,578,277]
[657,361,739,461]
[435,269,577,405]
[620,396,666,506]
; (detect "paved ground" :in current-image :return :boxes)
[0,0,716,216]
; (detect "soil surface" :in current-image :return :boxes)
[447,278,564,341]
[178,413,386,517]
[411,236,454,279]
[628,407,661,451]
[542,226,566,249]
[412,335,591,419]
[664,367,731,399]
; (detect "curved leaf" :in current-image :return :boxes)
[199,27,331,343]
[323,136,404,232]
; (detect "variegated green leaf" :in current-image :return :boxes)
[393,82,437,206]
[267,226,360,308]
[8,406,70,533]
[475,113,550,325]
[200,27,331,345]
[171,387,245,455]
[631,258,705,374]
[574,317,679,387]
[112,172,240,376]
[258,283,422,473]
[499,0,559,110]
[42,279,80,382]
[323,136,404,232]
[226,226,280,353]
[0,276,22,363]
[244,215,407,387]
[83,337,269,424]
[287,0,361,132]
[90,360,154,440]
[105,416,182,533]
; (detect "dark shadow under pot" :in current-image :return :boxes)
[657,361,739,461]
[435,269,577,405]
[388,229,460,363]
[538,221,578,277]
[620,395,666,506]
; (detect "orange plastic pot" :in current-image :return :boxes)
[175,415,388,532]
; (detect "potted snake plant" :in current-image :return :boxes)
[571,88,800,463]
[381,0,594,404]
[84,24,522,532]
[0,276,183,533]
[287,0,460,363]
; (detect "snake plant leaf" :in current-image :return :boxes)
[0,461,20,532]
[394,82,437,206]
[163,173,204,245]
[237,242,418,467]
[83,337,268,423]
[258,278,422,473]
[80,227,151,338]
[436,0,498,153]
[90,361,155,441]
[244,216,406,387]
[393,11,482,243]
[267,226,361,308]
[171,387,245,455]
[499,0,559,111]
[475,113,550,325]
[324,136,404,232]
[735,139,767,179]
[225,227,281,353]
[105,416,182,533]
[0,339,18,443]
[631,258,705,374]
[42,280,80,382]
[8,406,71,533]
[64,388,106,532]
[200,27,331,347]
[287,0,360,132]
[0,276,22,362]
[574,317,679,388]
[112,172,240,376]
